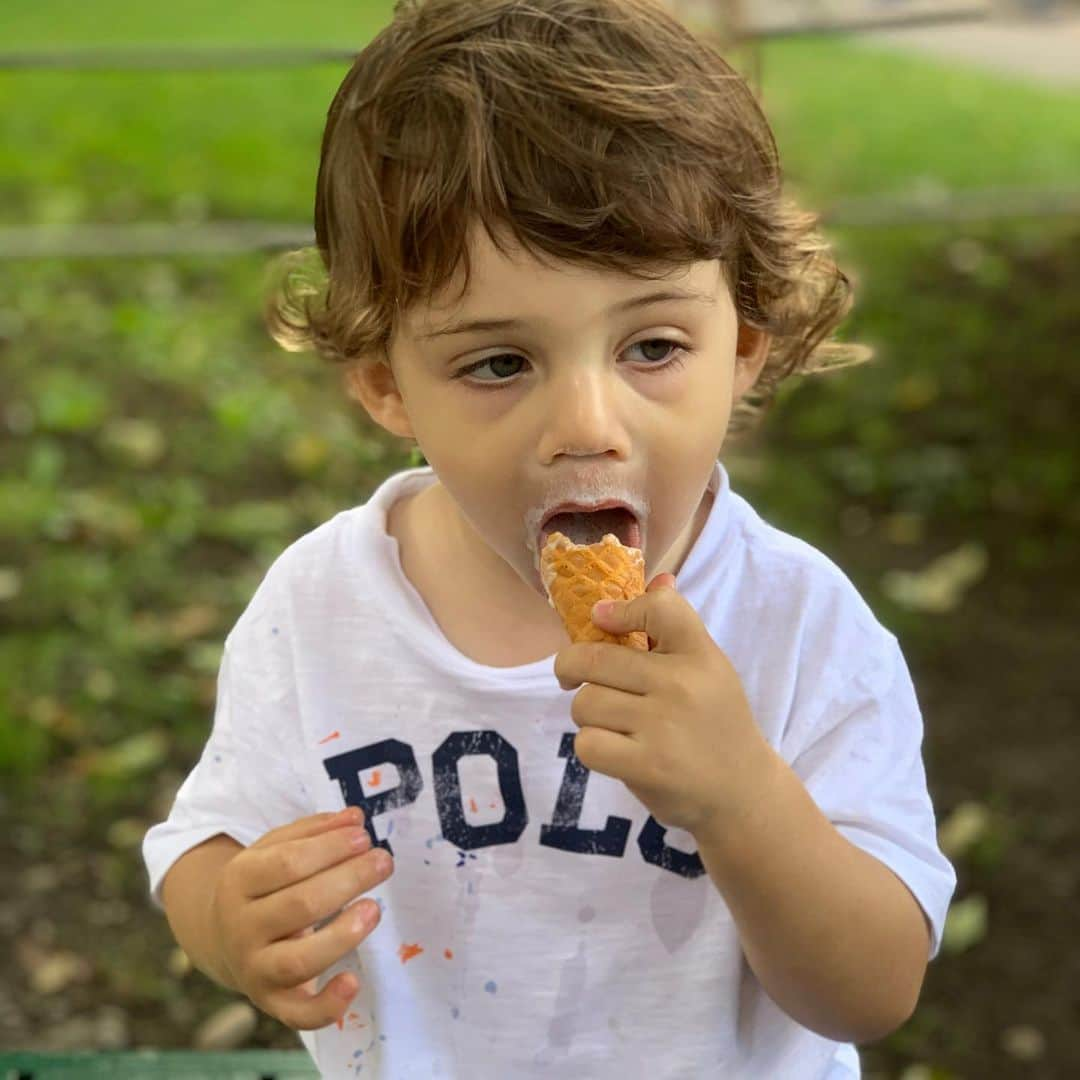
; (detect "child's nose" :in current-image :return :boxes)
[539,371,632,461]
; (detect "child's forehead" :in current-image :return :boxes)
[399,222,724,337]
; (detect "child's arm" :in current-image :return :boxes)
[559,581,941,1045]
[695,755,931,1044]
[161,833,246,991]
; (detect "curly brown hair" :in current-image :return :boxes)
[265,0,871,440]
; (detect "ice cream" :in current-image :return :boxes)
[540,531,648,650]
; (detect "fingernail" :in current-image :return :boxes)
[340,807,360,823]
[350,903,377,933]
[336,974,357,998]
[593,601,614,619]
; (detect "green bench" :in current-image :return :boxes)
[0,1051,318,1079]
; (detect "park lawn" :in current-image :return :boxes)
[760,35,1080,202]
[1,4,1079,224]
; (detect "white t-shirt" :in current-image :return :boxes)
[143,460,956,1079]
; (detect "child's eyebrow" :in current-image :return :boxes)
[419,288,716,339]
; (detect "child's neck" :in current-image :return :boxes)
[388,481,568,666]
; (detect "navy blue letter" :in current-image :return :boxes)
[433,731,527,850]
[638,815,706,878]
[540,733,631,857]
[323,738,422,855]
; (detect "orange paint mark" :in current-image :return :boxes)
[488,802,497,809]
[371,769,382,786]
[469,797,478,813]
[317,730,341,744]
[398,942,424,963]
[444,948,454,960]
[347,1012,359,1020]
[335,1015,344,1030]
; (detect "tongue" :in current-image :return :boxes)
[545,508,635,547]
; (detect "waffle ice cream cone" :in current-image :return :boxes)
[540,531,648,650]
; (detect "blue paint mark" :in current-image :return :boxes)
[214,755,221,763]
[467,881,474,895]
[451,1006,460,1019]
[272,627,279,635]
[424,859,431,866]
[379,1034,387,1041]
[484,980,497,994]
[387,819,395,836]
[353,1050,363,1058]
[455,850,479,868]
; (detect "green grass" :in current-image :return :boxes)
[0,0,397,225]
[760,37,1080,202]
[2,7,1079,226]
[0,0,392,46]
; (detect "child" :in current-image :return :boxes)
[143,1,957,1076]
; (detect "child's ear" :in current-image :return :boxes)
[733,323,771,402]
[346,357,416,440]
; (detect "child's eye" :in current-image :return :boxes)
[453,338,687,386]
[626,338,683,365]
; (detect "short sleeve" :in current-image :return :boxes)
[787,634,957,961]
[141,573,312,911]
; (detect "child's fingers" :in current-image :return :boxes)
[239,811,374,901]
[249,807,363,852]
[258,897,381,996]
[253,842,391,947]
[269,970,361,1032]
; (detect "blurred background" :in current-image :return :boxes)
[1,0,1077,1076]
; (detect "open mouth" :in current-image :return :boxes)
[539,507,642,550]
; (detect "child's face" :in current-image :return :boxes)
[359,223,767,600]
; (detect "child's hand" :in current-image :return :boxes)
[553,574,778,836]
[207,807,393,1031]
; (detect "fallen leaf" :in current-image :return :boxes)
[1000,1024,1046,1062]
[17,942,94,995]
[100,418,166,467]
[167,604,221,643]
[167,947,192,979]
[881,542,989,613]
[74,730,170,780]
[938,801,991,860]
[106,818,148,850]
[941,894,988,954]
[194,1001,258,1051]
